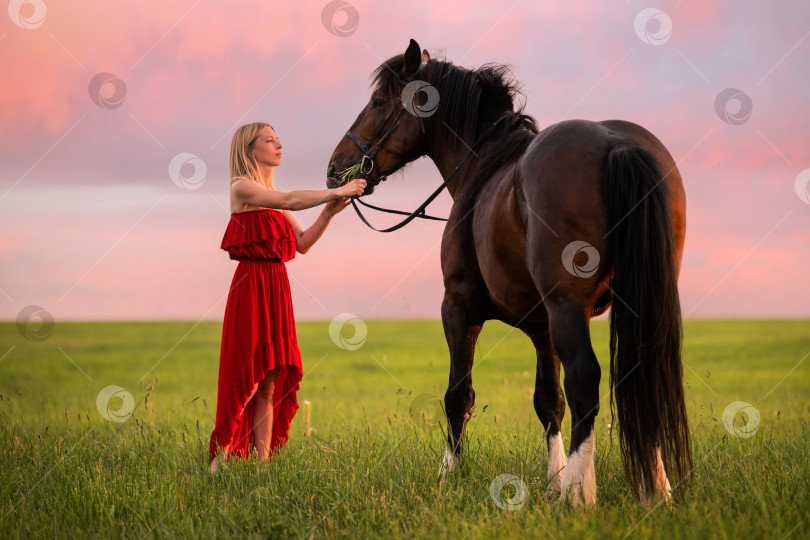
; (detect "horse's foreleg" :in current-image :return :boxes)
[439,291,482,479]
[547,303,601,506]
[525,327,567,497]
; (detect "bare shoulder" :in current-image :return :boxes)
[230,177,261,212]
[230,176,256,194]
[231,177,279,194]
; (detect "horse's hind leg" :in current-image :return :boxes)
[525,326,567,496]
[639,447,673,504]
[547,302,601,506]
[439,291,483,478]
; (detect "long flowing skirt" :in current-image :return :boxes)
[208,259,302,462]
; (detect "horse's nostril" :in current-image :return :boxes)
[326,164,339,188]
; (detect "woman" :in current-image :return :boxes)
[208,122,365,473]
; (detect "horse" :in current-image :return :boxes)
[327,39,691,506]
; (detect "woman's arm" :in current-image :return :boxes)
[231,177,364,211]
[284,198,352,254]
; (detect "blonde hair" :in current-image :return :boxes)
[229,122,276,188]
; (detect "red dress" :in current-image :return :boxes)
[208,208,303,462]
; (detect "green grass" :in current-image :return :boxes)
[1,319,808,538]
[333,163,363,186]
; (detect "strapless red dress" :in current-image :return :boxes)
[208,208,302,463]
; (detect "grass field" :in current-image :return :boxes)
[1,319,808,538]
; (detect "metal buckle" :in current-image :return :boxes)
[360,155,374,175]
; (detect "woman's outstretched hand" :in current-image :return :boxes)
[337,178,367,198]
[324,197,352,216]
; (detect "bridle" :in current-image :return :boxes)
[343,63,431,191]
[344,99,407,191]
[342,63,518,233]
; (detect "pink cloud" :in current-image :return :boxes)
[2,1,809,321]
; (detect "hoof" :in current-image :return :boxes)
[559,431,596,506]
[438,446,456,480]
[546,432,567,498]
[639,448,672,505]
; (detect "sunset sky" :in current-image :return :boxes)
[1,0,809,322]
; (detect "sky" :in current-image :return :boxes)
[1,0,809,323]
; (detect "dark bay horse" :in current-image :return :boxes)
[327,39,691,505]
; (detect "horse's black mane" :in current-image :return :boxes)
[372,54,540,215]
[372,55,538,152]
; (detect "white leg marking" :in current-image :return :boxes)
[438,446,456,479]
[546,432,567,496]
[560,431,596,506]
[639,447,672,504]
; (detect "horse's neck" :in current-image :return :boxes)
[427,144,477,200]
[429,134,506,201]
[427,111,511,200]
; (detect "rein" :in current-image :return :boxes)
[345,89,518,233]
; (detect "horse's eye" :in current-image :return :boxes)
[372,98,384,108]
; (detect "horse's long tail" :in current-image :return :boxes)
[602,144,692,495]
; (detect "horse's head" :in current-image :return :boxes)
[327,39,432,195]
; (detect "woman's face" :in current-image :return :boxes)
[251,126,283,167]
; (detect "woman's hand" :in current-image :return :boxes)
[337,178,367,198]
[324,197,352,217]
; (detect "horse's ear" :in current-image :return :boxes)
[401,39,422,80]
[422,49,431,63]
